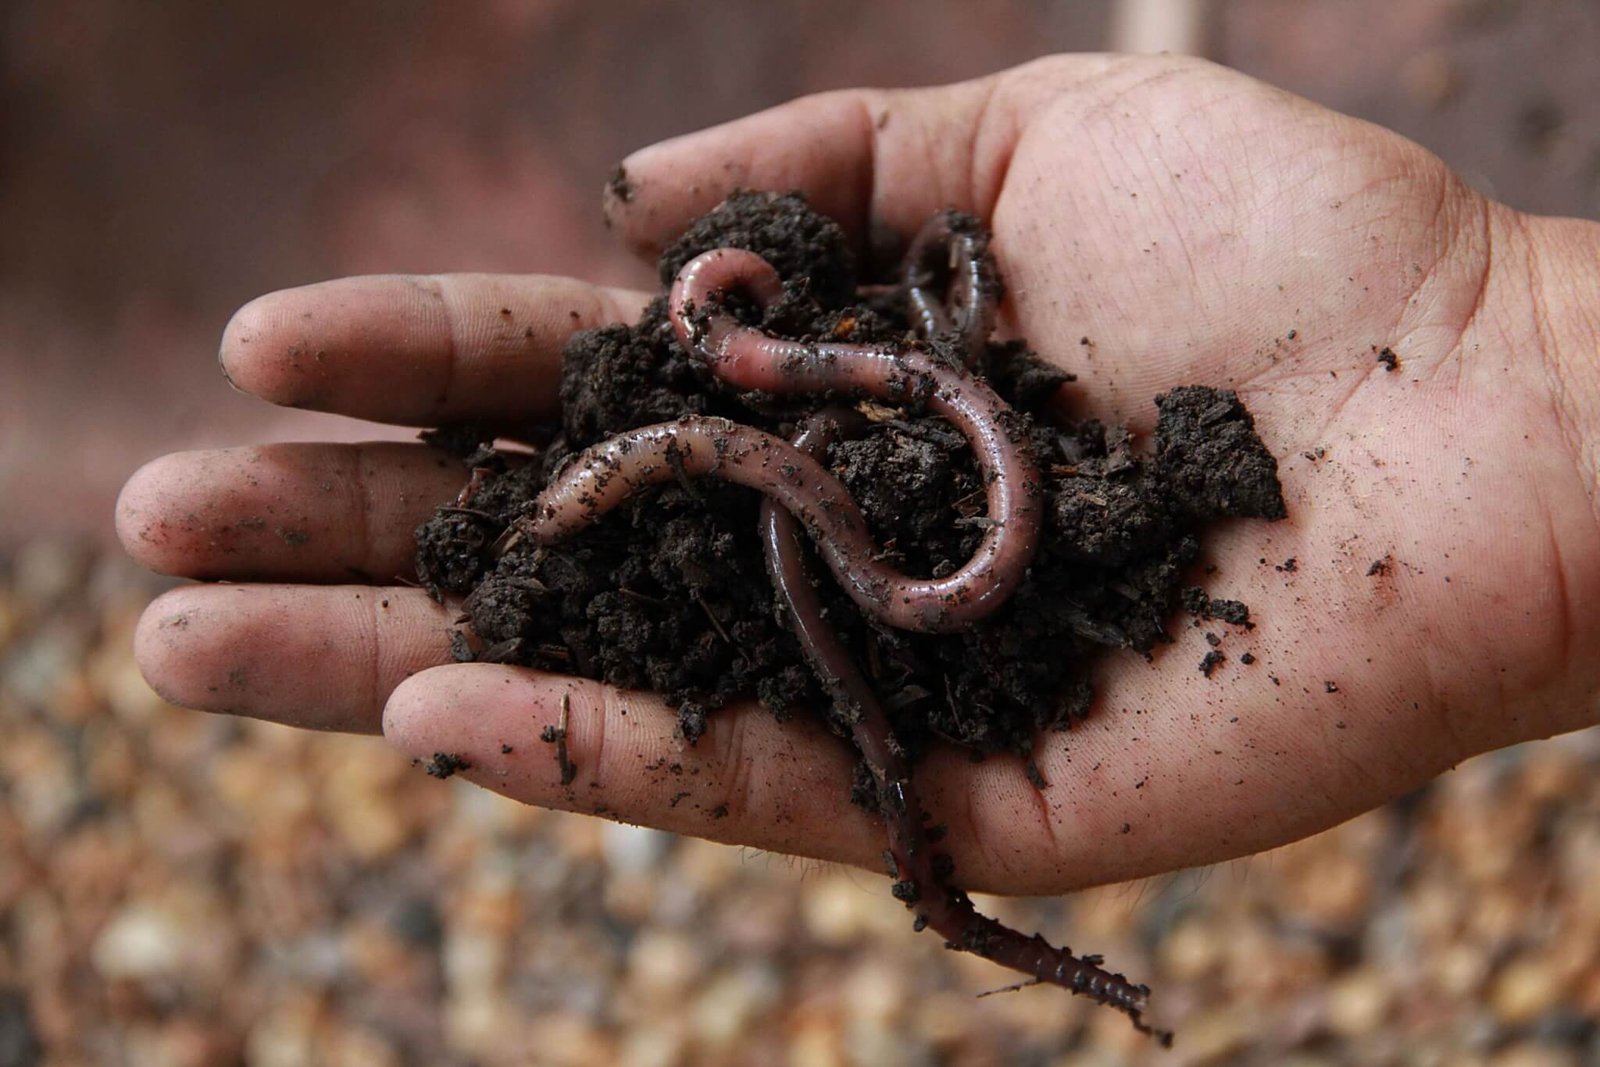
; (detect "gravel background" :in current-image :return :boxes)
[4,544,1600,1065]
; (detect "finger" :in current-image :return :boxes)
[380,654,1452,898]
[220,273,649,425]
[382,663,1149,894]
[603,55,1116,259]
[383,664,888,867]
[117,443,467,583]
[136,585,455,734]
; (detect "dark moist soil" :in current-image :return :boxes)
[414,191,1285,769]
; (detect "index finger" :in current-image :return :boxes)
[220,273,649,426]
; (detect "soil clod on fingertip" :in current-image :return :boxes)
[604,164,635,208]
[415,188,1285,764]
[421,753,472,779]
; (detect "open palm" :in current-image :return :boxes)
[120,55,1600,895]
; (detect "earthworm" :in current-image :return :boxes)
[901,210,999,365]
[759,417,1170,1043]
[511,227,1164,1036]
[512,412,982,632]
[662,247,1040,630]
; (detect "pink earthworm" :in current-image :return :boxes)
[512,411,983,633]
[901,210,998,365]
[761,410,1169,1044]
[663,247,1041,630]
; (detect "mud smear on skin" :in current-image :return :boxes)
[415,189,1284,772]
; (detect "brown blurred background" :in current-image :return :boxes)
[3,2,1600,1065]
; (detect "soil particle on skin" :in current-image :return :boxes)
[414,190,1284,763]
[1182,587,1251,626]
[605,164,635,205]
[1377,346,1400,371]
[422,753,472,779]
[1200,650,1226,677]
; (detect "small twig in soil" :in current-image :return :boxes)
[539,692,577,787]
[696,594,732,644]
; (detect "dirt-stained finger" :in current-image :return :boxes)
[135,584,457,734]
[602,57,1111,261]
[117,442,470,584]
[382,663,886,866]
[219,273,649,425]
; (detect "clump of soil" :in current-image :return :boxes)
[414,191,1284,762]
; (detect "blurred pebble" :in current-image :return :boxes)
[1163,1005,1249,1065]
[1491,955,1570,1027]
[1489,1043,1579,1067]
[1325,967,1392,1037]
[692,962,782,1047]
[618,1018,686,1067]
[788,1016,845,1067]
[92,902,185,979]
[628,928,702,999]
[603,822,674,876]
[801,872,903,945]
[11,539,92,605]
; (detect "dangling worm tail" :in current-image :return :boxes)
[760,411,1171,1045]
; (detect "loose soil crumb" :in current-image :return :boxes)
[605,164,635,205]
[1182,587,1252,626]
[422,752,472,779]
[414,190,1285,767]
[1377,346,1400,371]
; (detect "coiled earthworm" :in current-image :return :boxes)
[761,410,1170,1044]
[902,210,998,365]
[661,247,1041,630]
[512,410,986,632]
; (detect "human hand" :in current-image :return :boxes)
[120,55,1600,895]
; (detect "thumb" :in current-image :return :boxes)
[602,54,1120,259]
